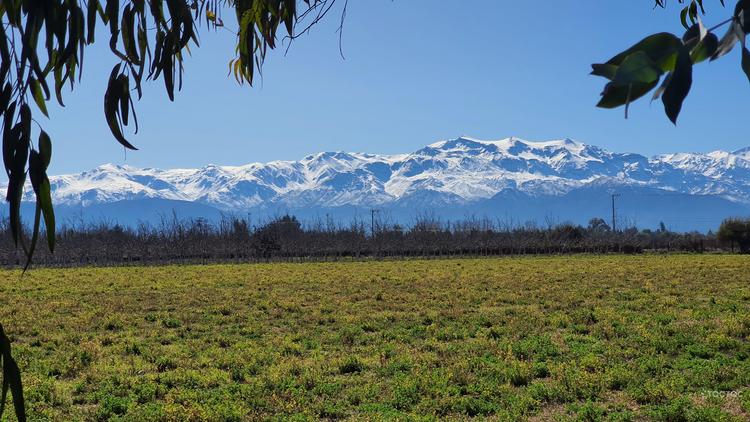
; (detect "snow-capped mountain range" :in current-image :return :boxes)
[9,136,750,231]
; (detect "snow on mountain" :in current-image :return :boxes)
[11,136,750,212]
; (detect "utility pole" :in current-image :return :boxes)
[611,193,621,232]
[370,209,380,238]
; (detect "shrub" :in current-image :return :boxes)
[161,317,182,328]
[339,357,365,375]
[717,218,750,253]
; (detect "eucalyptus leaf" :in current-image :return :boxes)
[712,21,743,61]
[597,80,659,109]
[0,325,25,422]
[736,0,750,33]
[595,33,682,79]
[663,45,693,124]
[690,32,719,63]
[29,78,48,117]
[104,64,138,150]
[38,131,52,169]
[613,51,663,86]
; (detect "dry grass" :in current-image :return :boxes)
[0,255,749,420]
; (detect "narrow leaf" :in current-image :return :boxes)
[663,45,693,124]
[22,204,41,272]
[0,324,25,422]
[39,178,55,253]
[87,0,98,43]
[29,78,48,117]
[104,65,138,150]
[38,131,51,169]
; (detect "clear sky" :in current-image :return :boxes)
[36,0,750,175]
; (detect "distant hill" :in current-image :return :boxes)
[8,136,750,231]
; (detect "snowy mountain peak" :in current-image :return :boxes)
[8,137,750,215]
[428,136,582,150]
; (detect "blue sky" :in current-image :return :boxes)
[37,0,750,174]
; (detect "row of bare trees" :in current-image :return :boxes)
[0,213,728,268]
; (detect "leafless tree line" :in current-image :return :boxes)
[0,213,723,268]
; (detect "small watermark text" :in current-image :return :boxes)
[695,390,744,399]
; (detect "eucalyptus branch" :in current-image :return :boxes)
[707,16,736,32]
[595,0,750,124]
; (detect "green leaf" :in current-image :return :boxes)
[613,51,663,86]
[0,324,25,422]
[105,0,119,34]
[600,33,683,73]
[0,367,7,420]
[104,64,138,150]
[18,104,31,163]
[39,178,55,253]
[590,64,619,81]
[735,0,750,33]
[162,38,175,101]
[592,33,682,116]
[690,33,719,63]
[53,63,65,107]
[0,84,11,116]
[2,101,16,176]
[6,105,32,247]
[28,149,55,253]
[22,204,41,272]
[118,74,130,126]
[38,131,51,169]
[680,6,691,29]
[0,23,11,82]
[284,0,295,36]
[0,359,7,420]
[122,5,140,63]
[597,80,659,109]
[87,0,98,43]
[7,170,26,247]
[29,78,48,117]
[662,45,693,124]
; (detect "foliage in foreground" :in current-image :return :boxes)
[1,0,340,270]
[594,0,750,122]
[0,255,749,420]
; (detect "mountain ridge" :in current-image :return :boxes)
[7,136,750,231]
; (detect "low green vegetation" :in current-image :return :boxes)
[1,255,749,421]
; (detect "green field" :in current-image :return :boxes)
[1,256,750,421]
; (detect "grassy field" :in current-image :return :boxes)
[1,256,749,421]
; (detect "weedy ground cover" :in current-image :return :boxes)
[0,255,749,421]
